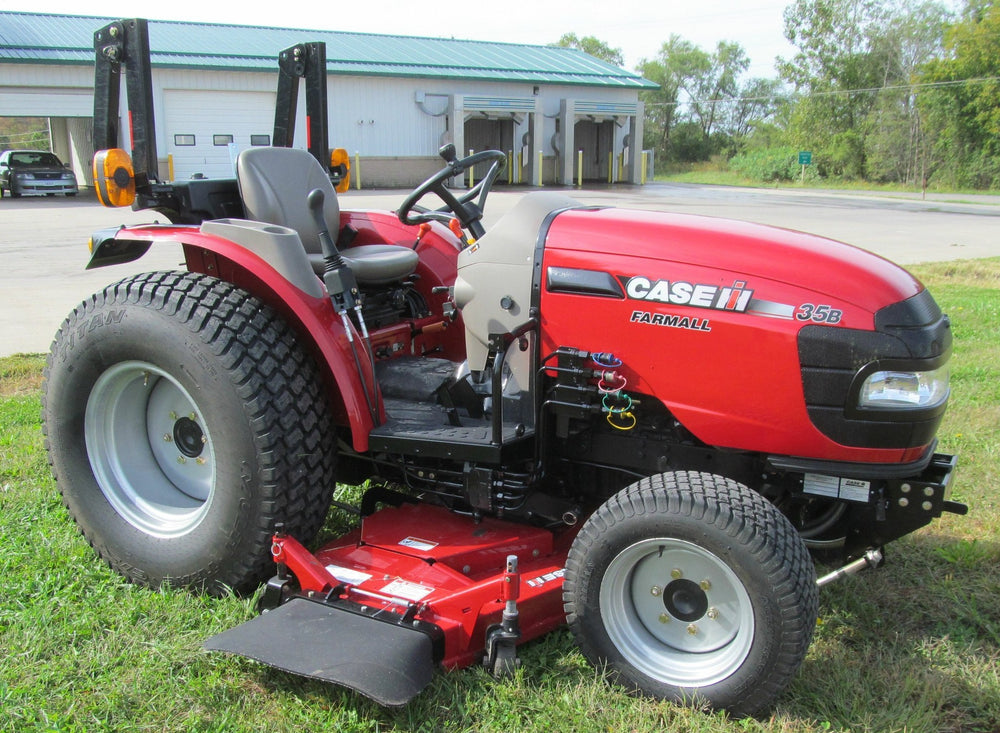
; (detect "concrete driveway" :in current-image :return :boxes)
[2,184,997,357]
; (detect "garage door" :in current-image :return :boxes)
[163,90,275,180]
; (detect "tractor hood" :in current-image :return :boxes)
[543,207,923,315]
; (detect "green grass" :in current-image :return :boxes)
[2,260,999,732]
[655,166,1000,201]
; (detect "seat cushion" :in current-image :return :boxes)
[309,245,419,286]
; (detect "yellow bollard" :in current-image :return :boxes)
[354,151,361,190]
[577,149,583,187]
[641,151,648,184]
[167,154,174,182]
[468,149,474,188]
[537,151,543,187]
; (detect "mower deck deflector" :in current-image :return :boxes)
[204,597,436,706]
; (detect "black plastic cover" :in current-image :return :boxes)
[204,597,436,706]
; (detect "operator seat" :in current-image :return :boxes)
[236,147,418,285]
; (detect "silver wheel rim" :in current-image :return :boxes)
[85,361,216,538]
[600,538,755,687]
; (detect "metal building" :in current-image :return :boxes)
[0,12,655,188]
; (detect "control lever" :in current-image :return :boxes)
[307,188,360,314]
[439,143,458,165]
[307,188,379,424]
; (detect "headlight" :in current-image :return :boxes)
[858,366,949,409]
[15,172,34,179]
[62,173,75,181]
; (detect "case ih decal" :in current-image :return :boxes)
[624,276,754,312]
[623,276,798,320]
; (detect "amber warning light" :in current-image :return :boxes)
[93,148,136,207]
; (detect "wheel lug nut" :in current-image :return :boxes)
[163,434,172,442]
[700,579,711,591]
[169,411,178,420]
[658,613,670,624]
[177,456,187,464]
[670,568,683,579]
[707,607,719,620]
[687,623,698,635]
[196,457,206,465]
[650,586,661,596]
[189,413,197,421]
[201,435,208,444]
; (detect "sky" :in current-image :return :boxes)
[11,0,798,79]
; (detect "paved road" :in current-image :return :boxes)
[2,183,998,356]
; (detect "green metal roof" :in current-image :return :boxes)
[0,12,656,88]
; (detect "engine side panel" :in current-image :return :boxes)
[538,208,935,465]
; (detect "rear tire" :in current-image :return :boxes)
[43,271,337,595]
[563,471,817,717]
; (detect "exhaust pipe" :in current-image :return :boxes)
[816,548,883,587]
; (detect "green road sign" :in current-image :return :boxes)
[798,151,812,165]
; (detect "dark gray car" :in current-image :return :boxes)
[0,149,79,197]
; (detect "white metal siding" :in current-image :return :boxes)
[162,89,275,180]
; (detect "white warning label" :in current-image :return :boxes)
[381,579,435,602]
[803,474,871,503]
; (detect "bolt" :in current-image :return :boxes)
[462,565,471,574]
[109,26,118,37]
[707,607,719,620]
[169,411,178,420]
[177,456,187,464]
[687,623,698,635]
[923,486,934,497]
[650,586,661,597]
[700,579,711,591]
[658,613,670,624]
[922,501,933,511]
[901,483,911,493]
[196,457,206,466]
[201,435,208,444]
[189,413,197,421]
[532,549,540,558]
[671,568,683,579]
[899,497,909,507]
[163,434,172,442]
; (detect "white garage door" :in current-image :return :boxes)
[163,90,275,180]
[0,88,94,117]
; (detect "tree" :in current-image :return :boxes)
[553,33,625,67]
[638,35,711,162]
[689,41,749,138]
[779,0,950,182]
[920,0,1000,188]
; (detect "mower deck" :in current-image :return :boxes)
[206,501,575,704]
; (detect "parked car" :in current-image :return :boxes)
[0,149,78,197]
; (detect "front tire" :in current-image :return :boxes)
[43,271,337,595]
[563,472,817,717]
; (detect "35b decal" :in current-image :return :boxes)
[796,303,843,324]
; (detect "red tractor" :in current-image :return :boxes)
[43,19,964,716]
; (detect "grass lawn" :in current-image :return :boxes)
[1,260,998,732]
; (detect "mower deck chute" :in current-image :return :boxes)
[206,501,574,703]
[205,597,435,706]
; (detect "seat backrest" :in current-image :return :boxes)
[236,147,339,253]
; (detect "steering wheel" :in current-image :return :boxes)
[397,144,507,241]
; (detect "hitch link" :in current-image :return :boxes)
[816,548,883,587]
[483,554,522,676]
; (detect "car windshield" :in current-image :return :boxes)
[9,152,63,167]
